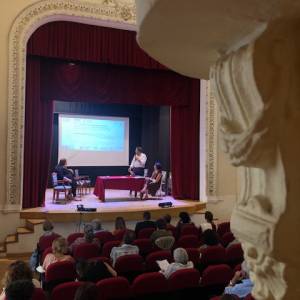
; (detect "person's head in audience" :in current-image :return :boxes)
[58,158,67,166]
[154,162,162,172]
[135,146,143,155]
[52,237,68,257]
[2,261,33,289]
[115,217,126,230]
[156,218,167,230]
[179,212,191,224]
[83,224,95,243]
[74,282,99,300]
[143,211,151,221]
[122,230,136,245]
[5,280,34,300]
[43,220,54,233]
[202,229,219,246]
[204,211,214,223]
[173,248,189,265]
[91,219,102,233]
[163,214,172,225]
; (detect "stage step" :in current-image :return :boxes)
[0,243,6,253]
[26,219,44,231]
[6,234,17,244]
[17,227,33,235]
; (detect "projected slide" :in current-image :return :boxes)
[58,114,129,166]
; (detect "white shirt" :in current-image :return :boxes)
[110,244,139,266]
[200,222,213,232]
[162,261,194,279]
[130,153,147,169]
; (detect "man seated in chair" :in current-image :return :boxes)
[55,158,77,200]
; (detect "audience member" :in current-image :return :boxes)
[43,237,74,271]
[150,218,172,244]
[74,282,99,300]
[224,261,253,298]
[76,260,117,282]
[199,229,220,251]
[70,224,100,253]
[160,248,194,279]
[113,217,127,236]
[176,211,194,235]
[0,261,39,300]
[5,280,34,300]
[135,211,157,234]
[200,211,216,232]
[41,220,56,237]
[91,219,105,234]
[110,230,139,266]
[140,162,163,199]
[163,214,172,225]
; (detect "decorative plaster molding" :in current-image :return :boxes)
[206,81,218,197]
[210,42,287,299]
[6,0,136,209]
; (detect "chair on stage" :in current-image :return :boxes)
[52,172,71,203]
[157,170,167,197]
[74,169,91,195]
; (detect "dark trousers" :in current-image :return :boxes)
[132,167,145,176]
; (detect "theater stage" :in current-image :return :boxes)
[20,189,206,222]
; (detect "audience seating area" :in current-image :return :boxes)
[31,220,253,300]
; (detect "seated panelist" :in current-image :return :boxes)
[128,146,147,176]
[140,162,163,200]
[54,158,77,199]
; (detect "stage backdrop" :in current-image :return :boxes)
[24,21,200,208]
[50,101,170,186]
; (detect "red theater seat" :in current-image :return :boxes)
[201,264,233,296]
[113,229,127,241]
[245,294,256,300]
[38,233,60,252]
[221,232,235,247]
[73,243,100,260]
[67,233,84,245]
[94,231,115,244]
[145,250,173,272]
[115,254,144,281]
[199,245,226,269]
[102,240,121,258]
[137,228,156,239]
[177,235,200,248]
[97,277,131,300]
[131,272,168,296]
[185,248,201,266]
[217,222,231,238]
[166,224,176,237]
[41,247,52,264]
[168,268,200,291]
[180,224,199,237]
[226,243,244,267]
[51,282,82,300]
[88,256,111,264]
[133,238,154,257]
[45,260,76,291]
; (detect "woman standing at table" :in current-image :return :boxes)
[140,162,163,200]
[128,146,147,176]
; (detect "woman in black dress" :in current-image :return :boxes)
[140,162,163,200]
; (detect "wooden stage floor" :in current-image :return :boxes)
[20,189,206,222]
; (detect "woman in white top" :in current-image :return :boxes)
[0,261,40,300]
[161,248,194,279]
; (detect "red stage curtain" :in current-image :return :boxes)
[23,56,54,208]
[27,21,165,70]
[171,80,200,199]
[23,21,200,208]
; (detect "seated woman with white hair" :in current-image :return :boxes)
[160,248,194,279]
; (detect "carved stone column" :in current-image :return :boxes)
[135,1,300,299]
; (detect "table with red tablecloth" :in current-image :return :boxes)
[94,176,145,202]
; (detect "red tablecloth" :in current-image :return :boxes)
[94,176,145,201]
